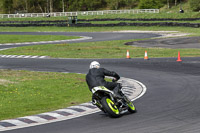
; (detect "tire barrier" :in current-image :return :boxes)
[0,20,200,28]
[79,18,200,21]
[0,20,68,27]
[0,20,67,24]
[70,22,200,28]
[0,23,70,27]
[1,18,200,24]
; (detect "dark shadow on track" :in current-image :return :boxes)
[125,36,200,49]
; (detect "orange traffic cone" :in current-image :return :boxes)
[144,51,149,60]
[126,50,130,59]
[177,51,182,62]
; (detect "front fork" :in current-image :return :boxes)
[117,95,132,112]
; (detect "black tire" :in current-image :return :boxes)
[127,102,137,113]
[101,96,120,118]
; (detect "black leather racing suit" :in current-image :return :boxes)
[86,68,121,92]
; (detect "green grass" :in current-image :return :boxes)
[1,12,200,22]
[0,9,200,120]
[0,35,80,44]
[160,1,191,13]
[0,1,198,22]
[1,25,200,40]
[0,26,199,36]
[0,70,91,120]
[0,39,199,58]
[0,26,200,59]
[78,12,200,19]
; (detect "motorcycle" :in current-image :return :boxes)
[91,80,136,118]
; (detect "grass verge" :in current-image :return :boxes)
[0,35,80,44]
[1,12,200,22]
[1,11,200,120]
[0,26,199,36]
[0,39,199,58]
[0,69,90,120]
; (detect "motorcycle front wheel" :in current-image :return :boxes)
[127,102,137,113]
[101,96,120,118]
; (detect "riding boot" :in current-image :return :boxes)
[113,84,123,99]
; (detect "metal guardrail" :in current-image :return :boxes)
[0,9,159,19]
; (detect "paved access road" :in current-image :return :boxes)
[0,32,200,133]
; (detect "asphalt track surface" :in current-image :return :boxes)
[0,32,200,133]
[126,36,200,49]
[0,32,158,49]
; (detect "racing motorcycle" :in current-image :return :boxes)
[91,80,136,118]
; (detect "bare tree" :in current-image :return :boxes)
[25,0,28,11]
[175,0,177,6]
[46,0,49,13]
[38,3,44,13]
[50,0,53,13]
[167,0,170,8]
[62,0,64,12]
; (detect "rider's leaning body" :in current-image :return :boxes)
[86,61,122,97]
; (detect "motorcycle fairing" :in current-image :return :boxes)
[92,86,114,95]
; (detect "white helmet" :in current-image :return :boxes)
[90,61,100,69]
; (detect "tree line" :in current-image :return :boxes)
[0,0,192,14]
[0,0,139,14]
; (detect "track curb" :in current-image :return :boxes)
[0,36,92,46]
[0,77,146,132]
[0,55,49,59]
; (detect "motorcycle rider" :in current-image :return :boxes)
[86,61,123,98]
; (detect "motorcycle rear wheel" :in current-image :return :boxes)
[101,96,120,118]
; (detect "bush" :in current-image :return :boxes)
[138,0,164,9]
[190,0,200,11]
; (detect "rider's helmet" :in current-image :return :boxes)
[90,61,100,69]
